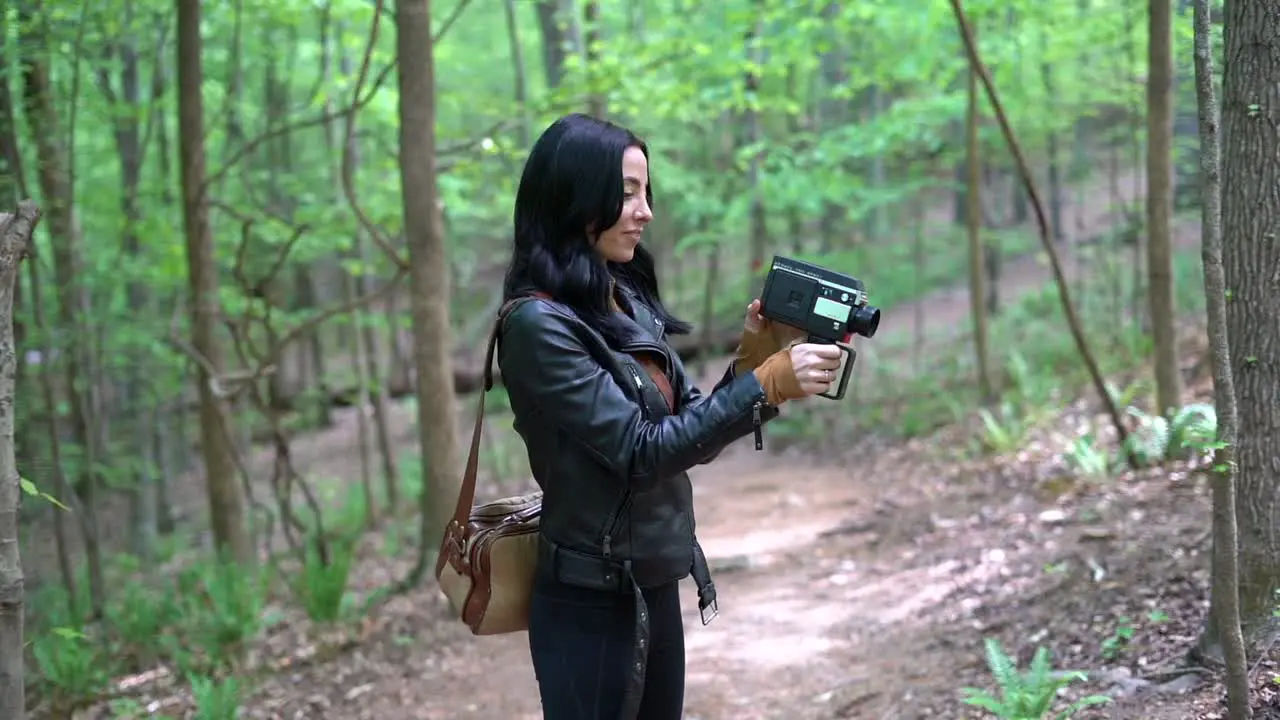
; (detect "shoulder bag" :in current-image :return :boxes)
[434,296,543,635]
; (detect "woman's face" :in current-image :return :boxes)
[592,146,653,264]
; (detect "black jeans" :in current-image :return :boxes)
[528,570,686,720]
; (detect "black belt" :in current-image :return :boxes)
[536,534,719,720]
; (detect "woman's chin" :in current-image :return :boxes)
[598,245,637,264]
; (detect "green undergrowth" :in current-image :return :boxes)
[23,473,394,718]
[960,638,1112,719]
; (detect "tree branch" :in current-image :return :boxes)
[948,0,1137,469]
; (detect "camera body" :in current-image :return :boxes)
[758,255,881,400]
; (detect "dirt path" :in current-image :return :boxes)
[243,443,956,720]
[240,380,1228,720]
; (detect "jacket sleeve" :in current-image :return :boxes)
[670,351,753,466]
[499,301,769,488]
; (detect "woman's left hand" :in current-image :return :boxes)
[744,299,808,344]
[735,299,808,375]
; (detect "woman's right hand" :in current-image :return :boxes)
[788,343,844,396]
[751,342,844,405]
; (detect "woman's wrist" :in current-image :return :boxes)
[751,348,802,405]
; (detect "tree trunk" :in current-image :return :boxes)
[503,0,531,149]
[534,0,571,90]
[743,5,767,270]
[396,0,463,561]
[0,200,38,720]
[1190,1,1249,716]
[98,27,158,561]
[1146,0,1182,417]
[582,0,606,118]
[176,0,252,565]
[1214,0,1280,656]
[335,26,399,509]
[966,44,993,404]
[19,5,106,616]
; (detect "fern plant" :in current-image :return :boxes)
[978,400,1032,454]
[1063,434,1110,478]
[1122,401,1219,465]
[1167,402,1217,456]
[960,637,1111,719]
[189,674,242,720]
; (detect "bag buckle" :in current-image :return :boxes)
[697,582,719,626]
[699,596,719,626]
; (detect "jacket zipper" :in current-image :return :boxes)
[601,489,634,562]
[753,399,764,451]
[602,362,649,562]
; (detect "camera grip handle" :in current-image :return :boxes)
[807,336,857,400]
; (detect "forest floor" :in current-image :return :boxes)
[40,169,1280,719]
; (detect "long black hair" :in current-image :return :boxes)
[502,113,692,345]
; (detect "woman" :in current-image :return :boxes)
[496,113,843,720]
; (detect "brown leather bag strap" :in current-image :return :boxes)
[447,294,546,529]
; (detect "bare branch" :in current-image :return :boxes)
[949,0,1137,468]
[203,61,397,194]
[340,0,408,271]
[434,0,474,44]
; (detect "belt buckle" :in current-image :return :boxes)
[699,597,719,626]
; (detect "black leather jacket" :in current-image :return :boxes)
[496,282,780,587]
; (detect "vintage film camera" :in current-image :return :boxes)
[758,255,881,400]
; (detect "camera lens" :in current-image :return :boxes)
[850,305,881,338]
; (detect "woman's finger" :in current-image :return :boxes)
[743,298,764,332]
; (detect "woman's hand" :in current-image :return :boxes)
[743,299,808,344]
[734,299,809,375]
[751,342,843,405]
[788,342,843,396]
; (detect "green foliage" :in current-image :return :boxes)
[177,556,273,670]
[1062,434,1109,478]
[19,476,68,510]
[29,627,110,706]
[189,673,244,720]
[293,537,357,624]
[977,401,1035,455]
[1100,616,1135,661]
[960,637,1111,719]
[1123,401,1219,465]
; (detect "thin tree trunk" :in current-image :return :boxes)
[177,0,252,564]
[1190,1,1249,716]
[744,6,766,270]
[0,200,39,720]
[19,6,106,616]
[966,42,993,403]
[503,0,531,149]
[1213,0,1280,656]
[1146,0,1182,416]
[396,0,463,576]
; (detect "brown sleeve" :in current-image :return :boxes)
[733,321,801,376]
[732,327,776,376]
[752,348,804,405]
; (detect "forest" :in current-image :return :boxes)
[0,0,1277,717]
